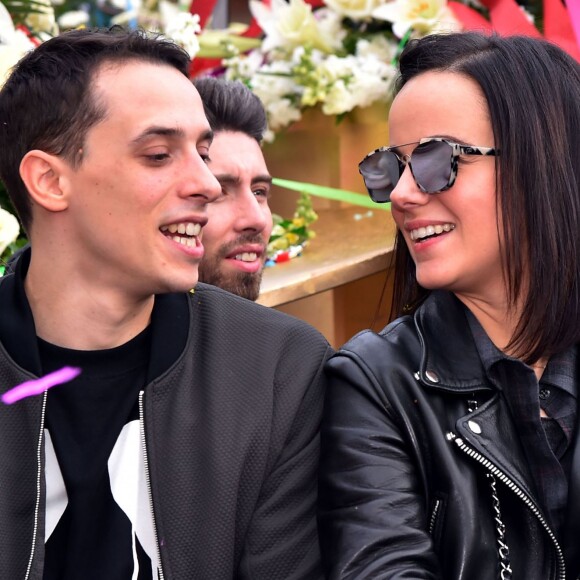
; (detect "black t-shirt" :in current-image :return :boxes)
[39,326,158,580]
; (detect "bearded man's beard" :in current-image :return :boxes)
[198,235,266,301]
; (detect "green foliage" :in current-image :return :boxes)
[267,192,318,257]
[3,0,50,24]
[5,0,90,27]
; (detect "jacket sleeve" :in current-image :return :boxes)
[318,347,441,579]
[238,341,333,580]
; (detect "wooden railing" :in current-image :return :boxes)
[258,206,397,347]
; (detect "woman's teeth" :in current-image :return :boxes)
[410,223,455,241]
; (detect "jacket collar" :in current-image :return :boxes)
[0,246,190,384]
[413,291,492,393]
[0,247,42,376]
[414,293,538,498]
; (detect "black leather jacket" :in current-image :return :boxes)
[319,291,580,580]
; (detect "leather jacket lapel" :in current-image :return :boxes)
[455,393,539,503]
[415,292,489,391]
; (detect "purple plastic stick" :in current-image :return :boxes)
[2,366,82,405]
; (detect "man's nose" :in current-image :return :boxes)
[236,192,269,232]
[184,156,221,205]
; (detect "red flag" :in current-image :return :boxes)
[450,0,579,60]
[189,0,219,29]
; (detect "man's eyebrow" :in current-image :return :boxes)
[201,129,214,144]
[212,173,239,185]
[251,175,273,185]
[130,127,214,145]
[212,173,273,185]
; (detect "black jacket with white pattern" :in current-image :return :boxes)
[0,249,331,579]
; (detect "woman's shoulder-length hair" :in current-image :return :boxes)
[389,32,580,364]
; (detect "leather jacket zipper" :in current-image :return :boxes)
[139,391,165,580]
[446,432,565,580]
[25,392,48,580]
[428,499,441,536]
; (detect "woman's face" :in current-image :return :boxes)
[389,71,503,303]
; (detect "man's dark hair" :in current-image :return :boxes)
[193,77,267,142]
[0,27,191,232]
[389,32,580,364]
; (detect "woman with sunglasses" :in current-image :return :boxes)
[319,32,580,580]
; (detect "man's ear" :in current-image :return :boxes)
[19,150,71,213]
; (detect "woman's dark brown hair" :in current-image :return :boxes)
[390,32,580,364]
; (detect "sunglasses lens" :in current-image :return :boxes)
[412,140,453,193]
[359,150,400,203]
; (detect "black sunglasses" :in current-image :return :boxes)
[358,137,498,204]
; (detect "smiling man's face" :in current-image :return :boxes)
[199,130,273,301]
[58,60,221,298]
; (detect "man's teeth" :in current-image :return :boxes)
[410,223,455,241]
[160,222,201,237]
[234,252,258,262]
[172,236,196,248]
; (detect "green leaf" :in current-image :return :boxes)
[272,177,391,211]
[197,31,261,58]
[4,0,51,19]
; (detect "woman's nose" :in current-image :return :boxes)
[389,165,430,210]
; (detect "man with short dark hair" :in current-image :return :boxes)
[195,78,273,301]
[5,78,273,300]
[0,28,329,579]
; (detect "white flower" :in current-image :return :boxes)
[240,60,303,131]
[372,0,459,37]
[262,128,276,143]
[252,60,296,95]
[322,78,357,115]
[250,0,334,53]
[109,0,131,11]
[347,54,395,107]
[0,44,26,87]
[252,68,298,103]
[164,12,201,58]
[323,0,384,20]
[313,55,360,114]
[225,48,264,80]
[0,207,20,256]
[355,35,395,62]
[0,4,36,88]
[25,0,58,36]
[58,10,90,30]
[309,51,394,115]
[222,0,463,138]
[313,8,346,52]
[265,97,302,131]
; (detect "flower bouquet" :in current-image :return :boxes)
[215,0,579,138]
